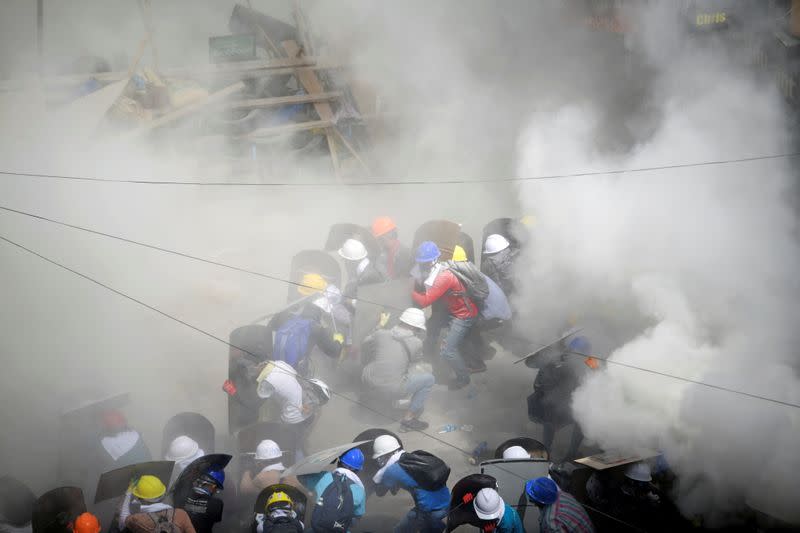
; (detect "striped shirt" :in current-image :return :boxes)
[539,491,595,533]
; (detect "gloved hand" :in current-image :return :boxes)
[379,312,390,327]
[333,333,345,344]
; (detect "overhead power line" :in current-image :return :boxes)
[1,202,798,412]
[1,151,799,187]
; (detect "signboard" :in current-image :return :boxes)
[574,449,659,471]
[209,34,256,63]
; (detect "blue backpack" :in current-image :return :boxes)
[311,472,355,533]
[273,315,313,369]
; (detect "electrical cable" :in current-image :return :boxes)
[1,150,798,187]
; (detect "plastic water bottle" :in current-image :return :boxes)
[460,424,474,432]
[468,441,489,465]
[438,424,458,434]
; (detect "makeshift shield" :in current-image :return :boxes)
[94,461,174,503]
[324,224,381,260]
[57,393,130,485]
[287,250,343,303]
[351,279,414,348]
[446,474,498,532]
[480,459,551,531]
[412,220,462,261]
[162,412,215,458]
[494,437,550,461]
[0,476,36,527]
[228,325,272,434]
[282,441,370,478]
[171,454,232,508]
[254,484,308,522]
[482,217,529,252]
[457,231,476,263]
[31,487,86,533]
[512,328,582,368]
[236,421,291,475]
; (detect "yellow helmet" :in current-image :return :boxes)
[298,273,328,296]
[266,491,293,511]
[132,475,166,501]
[520,214,537,227]
[452,245,468,262]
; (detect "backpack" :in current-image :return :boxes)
[273,314,313,369]
[261,515,304,533]
[397,450,451,491]
[446,261,490,309]
[147,509,180,533]
[311,472,355,533]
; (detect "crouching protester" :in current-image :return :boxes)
[118,475,196,533]
[304,448,366,532]
[472,488,524,533]
[361,307,434,431]
[255,492,304,533]
[372,435,451,533]
[182,469,225,533]
[526,477,595,533]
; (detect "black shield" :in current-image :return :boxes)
[0,476,36,527]
[287,250,344,303]
[227,325,272,434]
[162,413,216,458]
[324,224,381,260]
[457,231,476,263]
[412,220,462,261]
[31,487,86,533]
[236,421,293,476]
[351,279,414,348]
[494,437,550,460]
[94,461,174,503]
[253,484,308,522]
[170,454,232,508]
[446,474,498,531]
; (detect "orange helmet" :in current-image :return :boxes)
[371,216,397,237]
[72,512,101,533]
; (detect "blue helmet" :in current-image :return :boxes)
[525,477,558,505]
[339,448,365,471]
[415,241,441,263]
[567,336,591,355]
[203,468,225,489]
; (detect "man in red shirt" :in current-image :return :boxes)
[411,241,478,390]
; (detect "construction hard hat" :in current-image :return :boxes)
[473,488,504,520]
[452,245,468,262]
[372,434,401,459]
[520,214,537,227]
[307,378,331,405]
[165,436,200,462]
[266,491,293,511]
[339,447,365,471]
[372,216,397,238]
[525,477,558,505]
[415,241,441,263]
[298,273,328,296]
[255,439,283,461]
[201,468,225,489]
[567,336,591,355]
[338,238,368,261]
[502,446,530,460]
[132,475,166,501]
[72,512,101,533]
[625,462,653,482]
[101,410,127,432]
[398,307,426,331]
[484,234,510,254]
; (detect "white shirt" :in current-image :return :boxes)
[264,362,308,424]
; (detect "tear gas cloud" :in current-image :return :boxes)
[0,0,798,526]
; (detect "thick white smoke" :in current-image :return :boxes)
[515,7,800,525]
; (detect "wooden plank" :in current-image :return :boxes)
[239,119,333,139]
[123,81,244,138]
[223,91,342,110]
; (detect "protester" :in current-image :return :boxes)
[361,307,434,430]
[339,238,384,298]
[165,436,205,475]
[118,475,197,533]
[254,491,305,533]
[305,448,366,532]
[411,241,478,390]
[371,216,412,279]
[181,469,225,533]
[473,488,525,533]
[480,234,519,298]
[71,513,101,533]
[526,477,594,533]
[372,435,450,533]
[240,440,304,497]
[96,410,152,471]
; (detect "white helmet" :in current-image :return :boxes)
[502,445,530,460]
[398,308,426,331]
[338,238,368,261]
[255,439,283,461]
[484,234,510,254]
[165,436,199,462]
[307,378,331,405]
[625,462,652,482]
[372,434,401,459]
[474,488,504,520]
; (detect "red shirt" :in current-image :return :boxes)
[411,268,478,319]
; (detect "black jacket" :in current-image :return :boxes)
[481,248,518,297]
[183,492,224,533]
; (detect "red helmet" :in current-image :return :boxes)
[101,410,127,432]
[371,216,397,237]
[72,512,101,533]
